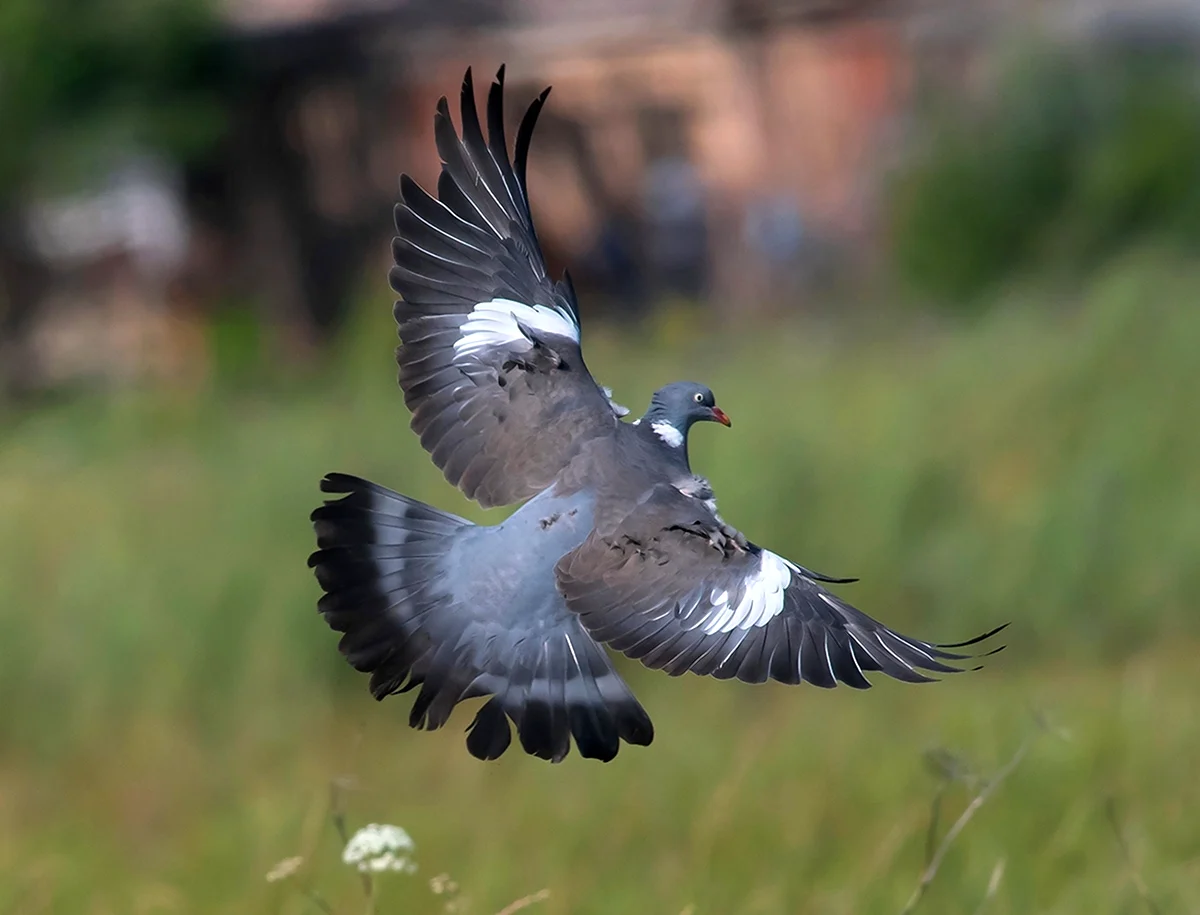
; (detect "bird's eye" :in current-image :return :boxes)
[693,392,704,403]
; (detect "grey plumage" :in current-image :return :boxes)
[309,66,1006,763]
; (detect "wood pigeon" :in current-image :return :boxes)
[308,66,1005,763]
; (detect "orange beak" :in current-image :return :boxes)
[711,406,732,427]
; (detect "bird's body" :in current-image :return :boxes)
[309,66,1004,763]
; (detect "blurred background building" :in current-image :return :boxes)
[2,0,1199,393]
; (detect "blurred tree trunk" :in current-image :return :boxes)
[227,75,315,363]
[225,65,391,364]
[0,209,51,400]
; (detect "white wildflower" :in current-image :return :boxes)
[430,873,459,895]
[265,856,304,883]
[341,823,417,874]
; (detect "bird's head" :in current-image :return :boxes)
[640,381,731,449]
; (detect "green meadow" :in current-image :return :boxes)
[2,252,1197,914]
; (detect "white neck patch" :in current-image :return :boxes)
[651,421,684,448]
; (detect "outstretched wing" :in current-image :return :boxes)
[555,485,1006,687]
[389,66,624,509]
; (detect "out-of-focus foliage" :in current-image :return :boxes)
[1,254,1196,912]
[0,0,228,197]
[887,39,1200,304]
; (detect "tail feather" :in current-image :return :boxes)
[309,473,652,762]
[465,696,512,760]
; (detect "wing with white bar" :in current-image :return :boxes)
[389,66,624,508]
[555,485,1006,686]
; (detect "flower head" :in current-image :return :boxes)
[341,823,417,875]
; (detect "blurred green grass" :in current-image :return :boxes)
[1,252,1198,913]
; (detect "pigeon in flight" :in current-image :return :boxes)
[308,66,1005,763]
